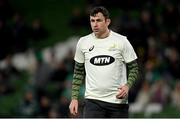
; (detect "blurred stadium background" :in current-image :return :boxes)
[0,0,180,118]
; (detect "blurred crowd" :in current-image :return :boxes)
[0,0,49,60]
[0,0,180,118]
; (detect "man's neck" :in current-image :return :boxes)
[95,29,110,39]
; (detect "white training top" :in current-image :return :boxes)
[74,30,137,104]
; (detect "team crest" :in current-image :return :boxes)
[108,43,117,51]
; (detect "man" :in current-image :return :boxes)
[69,6,139,118]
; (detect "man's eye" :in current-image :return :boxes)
[97,19,103,22]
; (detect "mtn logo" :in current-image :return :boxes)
[90,55,115,66]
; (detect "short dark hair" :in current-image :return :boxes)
[90,6,110,19]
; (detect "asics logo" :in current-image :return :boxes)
[89,45,94,51]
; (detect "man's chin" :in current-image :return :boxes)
[93,30,100,34]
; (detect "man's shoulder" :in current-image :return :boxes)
[111,30,127,39]
[78,33,93,43]
[80,33,93,40]
[78,34,92,44]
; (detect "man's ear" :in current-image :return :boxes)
[106,19,111,26]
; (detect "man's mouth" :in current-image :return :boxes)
[93,29,99,31]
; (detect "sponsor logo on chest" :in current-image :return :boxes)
[90,55,115,66]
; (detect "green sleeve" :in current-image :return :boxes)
[126,60,139,89]
[71,61,85,100]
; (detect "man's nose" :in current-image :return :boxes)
[94,22,98,27]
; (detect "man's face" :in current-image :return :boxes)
[90,12,110,36]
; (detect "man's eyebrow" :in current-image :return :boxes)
[90,18,102,21]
